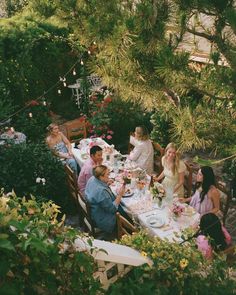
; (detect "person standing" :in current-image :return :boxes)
[128,126,154,174]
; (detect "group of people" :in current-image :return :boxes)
[46,123,232,258]
[0,127,26,144]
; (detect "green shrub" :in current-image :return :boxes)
[0,15,78,111]
[108,231,236,295]
[106,97,152,152]
[13,101,52,143]
[223,157,236,198]
[0,191,102,295]
[80,92,152,152]
[0,143,72,212]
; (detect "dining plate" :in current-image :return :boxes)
[147,216,165,228]
[122,189,134,198]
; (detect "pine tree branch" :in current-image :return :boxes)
[186,27,214,42]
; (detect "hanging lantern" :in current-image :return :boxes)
[80,60,84,65]
[63,82,67,87]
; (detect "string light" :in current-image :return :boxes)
[63,82,67,87]
[0,49,92,125]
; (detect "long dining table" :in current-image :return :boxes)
[72,137,200,241]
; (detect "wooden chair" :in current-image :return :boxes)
[220,245,236,265]
[64,164,85,227]
[216,181,232,225]
[77,193,103,238]
[64,164,79,207]
[152,141,165,175]
[61,118,87,143]
[116,212,137,240]
[184,161,193,198]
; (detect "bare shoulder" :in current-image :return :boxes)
[209,186,220,198]
[46,135,51,144]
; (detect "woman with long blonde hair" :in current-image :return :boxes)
[46,123,78,176]
[155,142,186,197]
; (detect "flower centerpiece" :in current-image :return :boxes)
[150,184,166,207]
[171,202,184,219]
[122,170,132,184]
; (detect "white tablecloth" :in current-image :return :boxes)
[72,138,109,167]
[121,193,200,242]
[73,137,200,241]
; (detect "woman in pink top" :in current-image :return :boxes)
[179,166,220,216]
[196,213,232,259]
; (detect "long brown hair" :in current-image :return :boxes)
[135,126,149,141]
[162,142,180,175]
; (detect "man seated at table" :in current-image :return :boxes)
[85,165,126,239]
[78,145,103,196]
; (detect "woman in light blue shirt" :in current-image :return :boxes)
[85,165,125,234]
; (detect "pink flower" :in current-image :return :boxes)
[108,130,114,134]
[28,100,39,106]
[106,135,112,140]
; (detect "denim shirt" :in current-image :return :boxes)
[85,176,118,233]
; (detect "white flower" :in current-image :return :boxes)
[41,178,46,185]
[36,177,41,183]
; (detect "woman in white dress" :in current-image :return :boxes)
[128,126,154,174]
[155,142,186,197]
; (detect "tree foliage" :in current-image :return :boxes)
[28,0,236,153]
[0,13,79,123]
